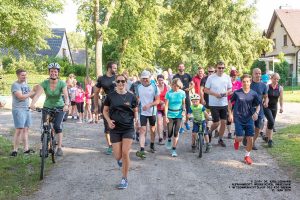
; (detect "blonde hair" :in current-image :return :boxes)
[85,76,92,85]
[171,78,183,89]
[271,73,280,79]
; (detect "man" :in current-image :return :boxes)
[228,74,260,165]
[204,61,232,147]
[94,61,118,155]
[10,69,35,156]
[200,66,215,108]
[248,68,268,150]
[192,66,205,95]
[173,63,194,132]
[136,70,160,158]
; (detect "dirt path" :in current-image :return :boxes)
[1,103,300,200]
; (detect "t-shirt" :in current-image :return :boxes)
[157,83,169,111]
[200,76,209,106]
[104,91,137,132]
[189,104,206,122]
[205,73,232,106]
[95,74,116,95]
[165,89,186,118]
[137,83,160,116]
[250,81,268,117]
[173,73,192,97]
[192,75,202,95]
[75,88,84,103]
[267,84,282,109]
[230,89,260,123]
[41,80,66,108]
[70,87,77,101]
[11,81,31,109]
[228,80,242,105]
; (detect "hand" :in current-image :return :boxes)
[215,93,222,98]
[63,105,69,112]
[252,112,258,121]
[29,104,36,111]
[182,110,186,117]
[228,114,233,123]
[201,99,206,105]
[165,117,169,124]
[142,105,150,111]
[108,119,115,129]
[263,101,268,108]
[279,108,283,113]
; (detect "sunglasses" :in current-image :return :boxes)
[116,80,126,83]
[218,67,225,70]
[208,71,214,73]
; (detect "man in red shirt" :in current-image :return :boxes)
[192,66,205,95]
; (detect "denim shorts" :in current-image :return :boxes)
[192,120,206,134]
[12,108,32,128]
[234,119,254,137]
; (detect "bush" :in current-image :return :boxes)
[1,56,13,71]
[275,60,289,86]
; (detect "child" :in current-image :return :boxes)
[75,82,85,123]
[189,93,210,153]
[70,80,78,119]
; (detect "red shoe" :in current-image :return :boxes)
[244,156,253,165]
[234,139,239,150]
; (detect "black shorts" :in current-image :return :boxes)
[140,115,156,126]
[71,101,76,106]
[210,106,228,122]
[76,102,84,113]
[110,130,134,143]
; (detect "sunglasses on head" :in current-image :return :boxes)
[116,80,126,83]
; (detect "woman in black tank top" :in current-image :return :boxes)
[263,73,283,147]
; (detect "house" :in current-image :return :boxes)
[263,9,300,85]
[37,28,73,64]
[71,49,86,65]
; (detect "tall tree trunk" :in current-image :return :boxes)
[85,37,89,76]
[94,0,102,77]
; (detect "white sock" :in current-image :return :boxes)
[245,151,250,157]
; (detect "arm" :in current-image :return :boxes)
[186,81,194,92]
[164,100,169,123]
[263,94,268,108]
[228,100,233,123]
[142,95,160,111]
[103,105,115,129]
[30,85,44,109]
[252,104,260,121]
[14,90,35,101]
[279,86,283,113]
[62,86,70,112]
[204,87,222,98]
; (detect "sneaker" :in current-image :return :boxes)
[234,139,239,150]
[158,138,164,145]
[227,132,232,139]
[56,148,63,156]
[252,144,258,150]
[106,147,113,155]
[204,143,212,153]
[273,128,277,132]
[165,140,172,150]
[268,140,273,148]
[184,122,190,130]
[214,130,219,138]
[136,150,146,159]
[192,145,196,153]
[218,139,226,147]
[150,147,156,153]
[259,131,264,138]
[117,160,122,168]
[179,127,184,134]
[118,178,128,189]
[163,131,167,140]
[263,136,268,143]
[244,156,253,165]
[10,151,17,157]
[242,136,247,146]
[171,150,177,157]
[24,149,35,155]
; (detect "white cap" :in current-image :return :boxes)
[140,70,151,79]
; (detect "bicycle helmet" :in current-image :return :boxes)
[48,63,61,70]
[190,93,200,100]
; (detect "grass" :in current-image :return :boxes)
[283,90,300,103]
[0,135,52,200]
[267,124,300,182]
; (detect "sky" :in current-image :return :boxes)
[47,0,300,32]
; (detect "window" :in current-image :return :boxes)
[273,39,276,49]
[283,35,287,46]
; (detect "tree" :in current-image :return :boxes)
[0,0,64,53]
[68,32,85,49]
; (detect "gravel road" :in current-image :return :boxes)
[0,102,300,200]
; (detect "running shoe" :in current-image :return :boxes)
[244,156,253,165]
[136,151,146,159]
[10,151,17,157]
[242,136,247,146]
[150,146,156,153]
[117,160,122,168]
[171,150,177,157]
[118,178,128,189]
[158,138,164,145]
[263,136,268,143]
[106,147,113,155]
[259,131,264,138]
[218,139,226,147]
[165,140,172,150]
[179,127,184,134]
[268,140,273,148]
[24,149,35,155]
[234,139,239,150]
[204,143,212,153]
[184,122,190,130]
[252,144,258,150]
[227,132,232,139]
[56,148,63,156]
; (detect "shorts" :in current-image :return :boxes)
[110,130,134,143]
[76,102,84,113]
[254,116,264,129]
[234,119,254,137]
[71,101,76,106]
[192,120,206,134]
[12,108,32,128]
[157,110,165,117]
[140,115,156,126]
[210,106,228,122]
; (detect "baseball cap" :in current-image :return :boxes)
[140,70,151,79]
[230,70,238,77]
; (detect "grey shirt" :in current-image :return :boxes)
[11,81,31,109]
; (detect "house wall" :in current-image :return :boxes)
[57,33,72,62]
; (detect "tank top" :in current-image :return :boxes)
[157,83,168,111]
[267,84,281,109]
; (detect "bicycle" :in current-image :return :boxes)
[35,107,61,180]
[194,121,205,158]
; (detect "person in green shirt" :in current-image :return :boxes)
[30,63,69,156]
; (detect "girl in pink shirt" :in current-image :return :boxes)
[75,82,85,123]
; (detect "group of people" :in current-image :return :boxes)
[8,60,284,190]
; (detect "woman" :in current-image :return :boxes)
[30,63,69,156]
[103,74,138,189]
[164,78,186,157]
[226,69,242,138]
[156,74,169,144]
[263,73,283,147]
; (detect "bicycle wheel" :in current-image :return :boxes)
[51,130,56,163]
[198,133,203,158]
[40,132,48,180]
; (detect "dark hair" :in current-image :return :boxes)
[76,81,82,87]
[216,61,225,67]
[157,74,164,80]
[16,69,26,75]
[198,66,204,70]
[240,74,252,81]
[115,74,127,82]
[106,61,117,70]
